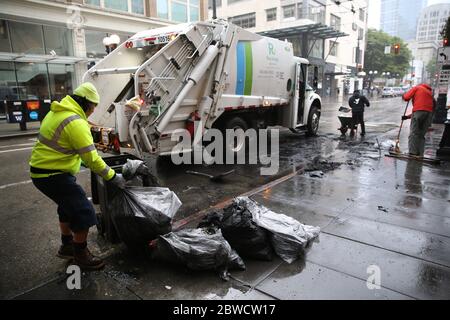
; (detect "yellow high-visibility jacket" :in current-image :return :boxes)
[29,95,115,180]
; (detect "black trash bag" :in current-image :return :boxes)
[122,159,160,187]
[234,197,320,264]
[150,228,245,281]
[198,206,274,261]
[110,187,181,248]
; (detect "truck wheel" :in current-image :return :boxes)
[224,116,249,155]
[306,107,320,136]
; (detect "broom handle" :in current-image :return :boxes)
[397,100,410,141]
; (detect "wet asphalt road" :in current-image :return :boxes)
[0,95,449,300]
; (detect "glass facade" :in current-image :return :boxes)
[9,21,45,54]
[43,25,74,56]
[0,20,11,53]
[15,62,49,100]
[104,0,129,12]
[157,0,201,22]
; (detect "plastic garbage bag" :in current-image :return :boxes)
[234,197,320,264]
[198,207,274,261]
[121,159,160,186]
[150,228,245,281]
[110,187,181,247]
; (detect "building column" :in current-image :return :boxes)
[72,27,87,87]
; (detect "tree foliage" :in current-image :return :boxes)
[364,29,413,78]
[440,16,450,40]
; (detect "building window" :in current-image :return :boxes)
[0,20,11,53]
[359,8,365,21]
[329,41,338,57]
[85,0,145,15]
[131,0,145,14]
[358,27,364,40]
[9,21,45,55]
[0,62,18,102]
[283,5,296,19]
[229,13,256,29]
[157,0,169,19]
[266,8,277,22]
[15,62,50,100]
[309,38,323,59]
[85,30,108,59]
[228,0,245,4]
[85,0,100,5]
[104,0,128,12]
[157,0,200,22]
[43,25,74,56]
[330,14,341,31]
[172,1,188,22]
[48,64,75,101]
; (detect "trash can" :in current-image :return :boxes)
[91,153,143,243]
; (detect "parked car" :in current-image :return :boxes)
[393,87,403,96]
[382,87,395,98]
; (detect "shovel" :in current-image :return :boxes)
[186,169,235,182]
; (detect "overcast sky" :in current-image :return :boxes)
[368,0,450,30]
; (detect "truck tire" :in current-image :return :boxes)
[224,116,249,155]
[306,107,320,136]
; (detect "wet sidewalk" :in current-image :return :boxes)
[0,120,39,139]
[13,122,450,300]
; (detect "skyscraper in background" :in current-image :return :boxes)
[380,0,427,40]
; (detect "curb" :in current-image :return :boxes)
[0,131,39,140]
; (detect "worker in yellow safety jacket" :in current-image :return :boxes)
[29,82,126,270]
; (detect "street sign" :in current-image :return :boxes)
[437,47,450,65]
[438,65,450,86]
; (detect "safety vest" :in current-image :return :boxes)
[29,95,115,180]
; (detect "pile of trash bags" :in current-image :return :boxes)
[110,162,320,279]
[198,197,320,264]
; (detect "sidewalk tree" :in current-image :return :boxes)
[364,29,412,78]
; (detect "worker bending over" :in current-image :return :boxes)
[348,90,370,136]
[29,82,126,270]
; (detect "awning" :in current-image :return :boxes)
[0,52,93,64]
[258,23,348,40]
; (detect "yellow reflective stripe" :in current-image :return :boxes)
[38,134,76,155]
[75,144,96,154]
[100,166,111,178]
[38,115,84,155]
[53,115,81,142]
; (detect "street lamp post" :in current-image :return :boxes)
[368,70,377,96]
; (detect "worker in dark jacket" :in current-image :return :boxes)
[348,90,370,136]
[402,83,435,157]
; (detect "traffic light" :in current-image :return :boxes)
[444,38,449,47]
[393,44,400,55]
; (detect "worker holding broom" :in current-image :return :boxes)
[401,84,435,158]
[29,82,126,270]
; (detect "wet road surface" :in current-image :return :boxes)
[1,96,449,300]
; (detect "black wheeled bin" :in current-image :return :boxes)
[91,153,143,243]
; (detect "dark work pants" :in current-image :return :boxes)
[32,173,97,232]
[409,110,433,156]
[351,112,365,134]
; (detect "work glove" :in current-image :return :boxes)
[110,173,126,189]
[402,115,411,121]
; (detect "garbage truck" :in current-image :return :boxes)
[84,20,322,157]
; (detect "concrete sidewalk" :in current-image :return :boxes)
[12,124,450,300]
[0,121,39,139]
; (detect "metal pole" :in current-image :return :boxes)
[212,0,217,20]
